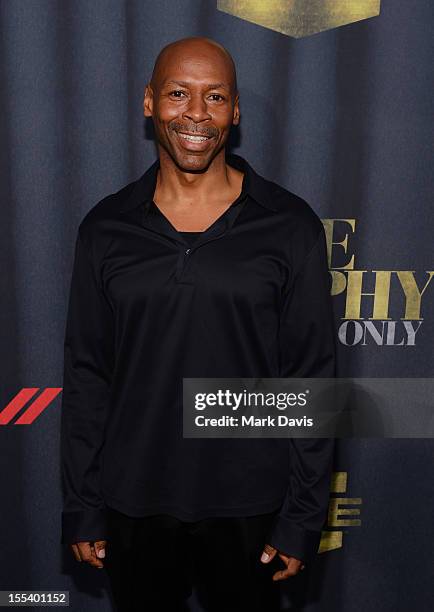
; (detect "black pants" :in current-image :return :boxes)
[104,506,282,612]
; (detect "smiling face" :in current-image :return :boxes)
[144,38,240,173]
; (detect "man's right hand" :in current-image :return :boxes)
[71,540,107,569]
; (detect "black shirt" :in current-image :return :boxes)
[60,153,336,565]
[179,230,204,246]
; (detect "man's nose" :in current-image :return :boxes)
[183,94,211,123]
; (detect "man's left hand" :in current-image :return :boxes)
[260,543,305,581]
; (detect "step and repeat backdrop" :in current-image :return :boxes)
[1,1,433,610]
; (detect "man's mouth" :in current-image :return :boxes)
[172,129,216,152]
[176,132,213,142]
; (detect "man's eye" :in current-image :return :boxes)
[167,91,225,101]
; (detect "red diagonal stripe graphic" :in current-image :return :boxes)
[14,388,63,425]
[0,388,40,425]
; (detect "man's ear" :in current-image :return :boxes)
[143,84,153,117]
[232,94,240,126]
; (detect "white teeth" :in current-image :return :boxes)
[178,133,210,142]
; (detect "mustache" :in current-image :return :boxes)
[169,121,218,138]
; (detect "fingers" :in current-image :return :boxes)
[71,544,82,562]
[272,556,304,581]
[71,541,107,569]
[94,540,106,560]
[260,543,277,563]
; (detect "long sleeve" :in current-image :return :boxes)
[60,229,115,545]
[266,225,336,565]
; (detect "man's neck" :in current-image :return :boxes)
[154,148,242,208]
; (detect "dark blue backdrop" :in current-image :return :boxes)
[1,1,433,610]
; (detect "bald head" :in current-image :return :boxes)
[150,36,238,98]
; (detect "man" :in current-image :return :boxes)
[60,36,336,611]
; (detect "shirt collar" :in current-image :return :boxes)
[119,153,279,214]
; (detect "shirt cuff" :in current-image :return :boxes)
[61,508,108,545]
[265,514,322,565]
